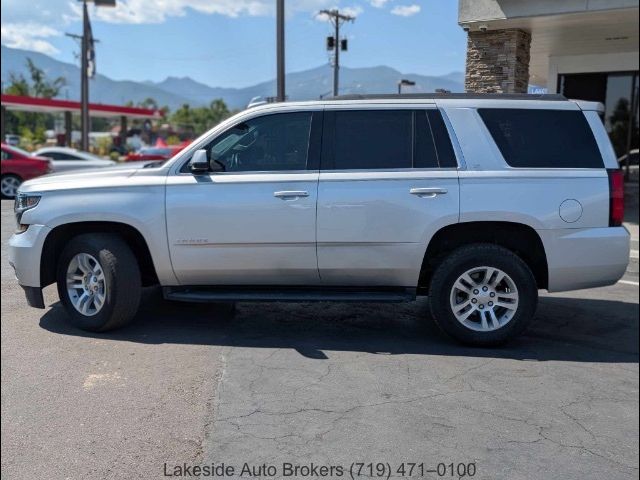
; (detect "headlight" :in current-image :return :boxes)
[14,193,41,231]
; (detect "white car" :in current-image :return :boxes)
[34,147,116,173]
[9,94,630,346]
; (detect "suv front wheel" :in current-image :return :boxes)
[56,233,141,332]
[429,244,538,346]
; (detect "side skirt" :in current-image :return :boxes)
[162,286,417,303]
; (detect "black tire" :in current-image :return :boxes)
[56,233,141,332]
[428,243,538,347]
[1,174,22,199]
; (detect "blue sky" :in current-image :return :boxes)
[1,0,466,88]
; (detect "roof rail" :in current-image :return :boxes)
[329,93,568,101]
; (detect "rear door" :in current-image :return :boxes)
[316,107,460,287]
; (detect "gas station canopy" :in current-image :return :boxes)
[1,94,162,119]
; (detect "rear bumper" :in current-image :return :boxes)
[539,226,630,292]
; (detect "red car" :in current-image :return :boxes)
[124,144,187,162]
[1,144,52,199]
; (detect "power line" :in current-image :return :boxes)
[318,9,355,97]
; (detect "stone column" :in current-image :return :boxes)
[465,29,531,93]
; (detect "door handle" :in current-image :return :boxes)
[274,190,309,199]
[410,187,448,198]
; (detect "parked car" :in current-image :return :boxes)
[4,134,21,146]
[618,148,639,166]
[8,94,630,346]
[1,144,52,199]
[618,148,639,181]
[34,147,116,173]
[124,145,186,162]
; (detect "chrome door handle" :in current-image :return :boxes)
[410,187,448,198]
[274,190,309,199]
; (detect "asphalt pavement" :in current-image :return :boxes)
[1,196,638,480]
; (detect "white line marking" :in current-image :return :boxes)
[630,250,639,259]
[618,280,639,286]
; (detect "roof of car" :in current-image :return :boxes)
[243,93,583,114]
[36,146,77,152]
[329,93,567,101]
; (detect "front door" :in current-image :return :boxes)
[166,111,322,285]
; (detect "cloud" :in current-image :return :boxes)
[390,4,420,16]
[369,0,389,7]
[1,0,362,49]
[77,0,342,24]
[0,22,60,54]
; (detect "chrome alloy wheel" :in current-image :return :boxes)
[66,253,106,316]
[1,176,20,198]
[449,266,519,332]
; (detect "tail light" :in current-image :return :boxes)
[607,169,624,227]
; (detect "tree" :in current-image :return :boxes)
[138,97,159,111]
[3,58,67,146]
[26,58,66,98]
[609,98,639,157]
[169,99,231,137]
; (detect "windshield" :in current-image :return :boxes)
[139,147,173,155]
[4,144,32,157]
[211,124,257,158]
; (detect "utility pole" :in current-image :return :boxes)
[68,0,114,151]
[66,8,95,151]
[319,9,355,97]
[80,0,91,151]
[276,0,285,102]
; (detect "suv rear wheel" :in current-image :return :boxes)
[429,244,538,346]
[56,234,141,331]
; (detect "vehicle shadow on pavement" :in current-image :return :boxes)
[39,288,638,363]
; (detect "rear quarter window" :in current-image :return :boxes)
[478,108,604,169]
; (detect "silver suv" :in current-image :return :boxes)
[8,94,630,346]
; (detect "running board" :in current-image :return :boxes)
[163,286,416,303]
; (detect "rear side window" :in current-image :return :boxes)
[333,110,413,169]
[325,109,458,170]
[478,108,603,168]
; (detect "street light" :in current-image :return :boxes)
[398,79,416,94]
[77,0,116,151]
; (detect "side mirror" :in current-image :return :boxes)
[189,149,209,173]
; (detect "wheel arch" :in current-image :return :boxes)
[40,221,159,288]
[418,221,548,293]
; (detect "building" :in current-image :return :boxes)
[458,0,638,158]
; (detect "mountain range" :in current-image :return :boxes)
[1,45,464,111]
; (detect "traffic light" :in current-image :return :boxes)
[326,36,335,50]
[340,39,348,51]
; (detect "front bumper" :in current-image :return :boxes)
[8,224,51,288]
[539,226,630,292]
